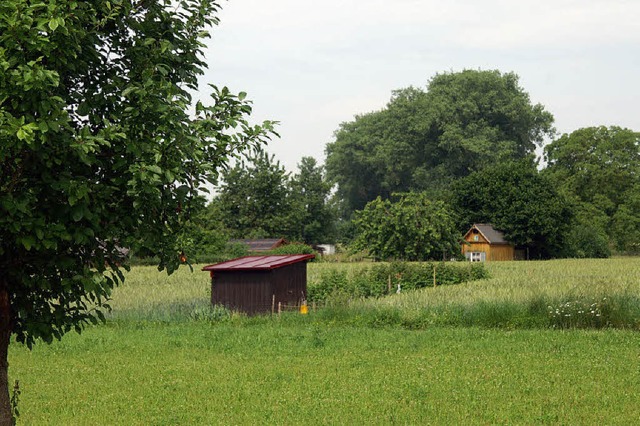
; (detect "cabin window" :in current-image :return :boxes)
[469,252,485,262]
[473,235,479,241]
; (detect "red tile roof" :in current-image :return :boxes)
[202,254,315,272]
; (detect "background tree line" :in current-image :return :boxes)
[175,151,337,262]
[186,69,640,262]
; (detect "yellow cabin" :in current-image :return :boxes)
[461,224,515,262]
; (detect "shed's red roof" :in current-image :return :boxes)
[202,254,315,272]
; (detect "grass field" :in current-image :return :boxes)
[8,258,640,424]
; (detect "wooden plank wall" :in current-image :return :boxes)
[462,243,515,261]
[211,263,308,314]
[212,271,272,314]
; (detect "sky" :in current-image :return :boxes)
[199,0,640,172]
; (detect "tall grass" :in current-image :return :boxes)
[105,265,212,322]
[105,258,640,330]
[352,258,640,329]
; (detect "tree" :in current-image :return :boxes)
[562,202,611,258]
[543,126,640,252]
[353,193,460,261]
[326,70,555,215]
[216,150,293,239]
[0,1,274,423]
[175,196,230,263]
[451,160,571,259]
[289,157,336,245]
[610,185,640,253]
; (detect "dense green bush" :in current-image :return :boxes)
[308,262,489,303]
[262,243,316,256]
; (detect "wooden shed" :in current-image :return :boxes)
[202,254,315,314]
[461,224,515,261]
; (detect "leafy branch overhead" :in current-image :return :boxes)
[0,1,275,422]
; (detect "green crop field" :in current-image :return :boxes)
[8,258,640,424]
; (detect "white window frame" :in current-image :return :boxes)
[470,252,486,262]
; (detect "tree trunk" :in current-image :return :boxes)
[0,283,12,426]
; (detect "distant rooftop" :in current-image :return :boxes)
[470,224,509,244]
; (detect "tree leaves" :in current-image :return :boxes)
[326,70,555,216]
[353,193,460,261]
[451,160,571,259]
[0,0,274,354]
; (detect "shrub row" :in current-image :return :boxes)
[307,262,489,303]
[310,294,640,331]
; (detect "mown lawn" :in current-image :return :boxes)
[10,322,640,425]
[7,258,640,424]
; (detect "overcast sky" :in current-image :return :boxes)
[199,0,640,172]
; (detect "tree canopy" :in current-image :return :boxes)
[215,154,335,245]
[216,150,293,239]
[325,70,555,215]
[543,126,640,252]
[0,1,274,422]
[353,193,460,261]
[451,160,571,259]
[289,157,336,245]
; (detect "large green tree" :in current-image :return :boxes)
[326,70,555,215]
[543,126,640,252]
[353,193,460,261]
[0,1,274,423]
[289,157,336,245]
[451,160,571,259]
[216,150,294,239]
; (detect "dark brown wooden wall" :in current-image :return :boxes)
[212,271,272,314]
[271,262,307,307]
[211,263,308,314]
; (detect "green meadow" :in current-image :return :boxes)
[8,258,640,424]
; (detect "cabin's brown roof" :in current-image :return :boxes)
[468,224,510,244]
[202,254,315,272]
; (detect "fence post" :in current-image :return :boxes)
[433,264,437,288]
[272,295,275,314]
[278,302,282,316]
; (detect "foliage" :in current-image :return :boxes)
[261,243,316,256]
[307,262,489,303]
[222,241,250,260]
[216,154,336,245]
[611,201,640,253]
[174,196,229,263]
[325,69,555,214]
[0,0,274,420]
[288,157,336,245]
[451,160,572,259]
[216,149,294,239]
[544,126,640,253]
[561,202,611,258]
[544,126,640,213]
[353,193,461,261]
